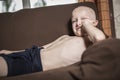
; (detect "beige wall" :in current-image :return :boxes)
[113,0,120,38]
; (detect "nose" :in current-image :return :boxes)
[77,19,82,27]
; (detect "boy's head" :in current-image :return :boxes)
[72,6,98,37]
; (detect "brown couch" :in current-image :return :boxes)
[0,2,98,50]
[0,2,120,80]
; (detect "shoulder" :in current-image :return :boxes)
[59,35,70,38]
[68,36,84,42]
[61,35,84,40]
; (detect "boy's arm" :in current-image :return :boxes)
[0,50,24,54]
[82,19,106,43]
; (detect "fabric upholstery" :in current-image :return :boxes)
[0,2,97,50]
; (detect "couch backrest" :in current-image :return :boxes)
[0,2,97,50]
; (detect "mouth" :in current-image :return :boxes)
[76,26,81,30]
[75,27,82,36]
[75,26,87,37]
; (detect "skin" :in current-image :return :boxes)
[0,6,105,77]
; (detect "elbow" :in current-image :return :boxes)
[94,33,106,42]
[88,31,106,43]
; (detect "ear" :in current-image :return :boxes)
[93,20,98,27]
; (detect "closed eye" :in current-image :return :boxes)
[81,18,88,20]
[72,19,78,23]
[72,20,76,23]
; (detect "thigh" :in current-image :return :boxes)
[0,56,8,77]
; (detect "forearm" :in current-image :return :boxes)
[0,50,24,54]
[83,22,106,43]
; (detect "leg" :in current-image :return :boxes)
[0,46,42,77]
[0,57,7,77]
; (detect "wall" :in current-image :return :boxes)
[113,0,120,38]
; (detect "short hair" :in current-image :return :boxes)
[72,6,97,20]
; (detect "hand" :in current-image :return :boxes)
[81,19,97,37]
[82,19,95,29]
[81,19,105,43]
[0,50,12,54]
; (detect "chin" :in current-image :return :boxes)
[74,32,82,37]
[76,34,82,37]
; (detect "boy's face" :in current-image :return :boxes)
[72,7,97,37]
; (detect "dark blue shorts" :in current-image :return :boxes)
[0,46,43,76]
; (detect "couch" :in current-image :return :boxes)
[0,2,99,50]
